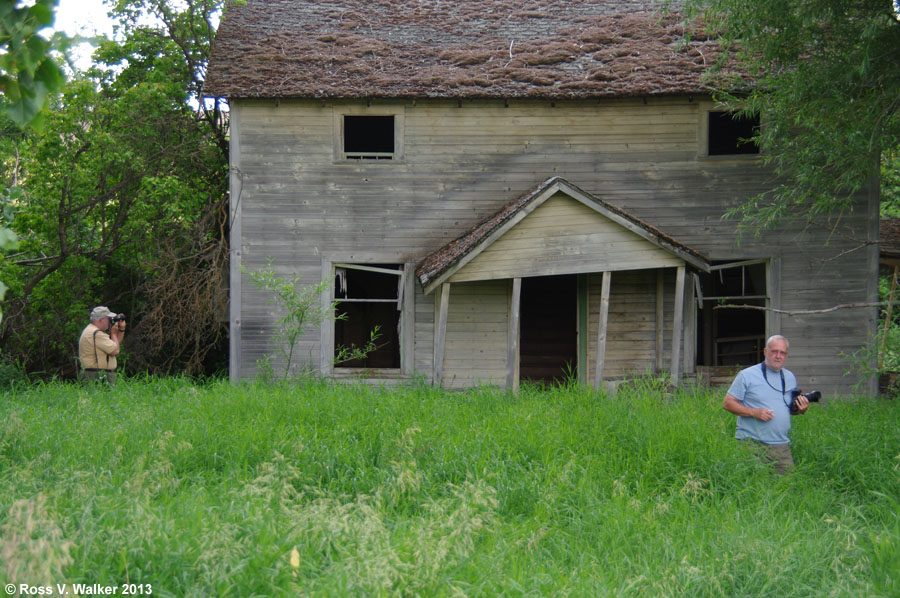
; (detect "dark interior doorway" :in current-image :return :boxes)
[520,274,578,385]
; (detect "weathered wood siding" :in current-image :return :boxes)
[447,193,683,283]
[439,280,509,388]
[586,269,675,380]
[230,96,878,394]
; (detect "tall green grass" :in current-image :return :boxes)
[1,378,898,597]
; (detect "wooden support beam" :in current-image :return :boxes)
[434,283,451,387]
[320,260,334,376]
[401,263,415,376]
[684,273,697,375]
[670,266,685,384]
[656,269,664,372]
[593,271,612,389]
[507,278,522,394]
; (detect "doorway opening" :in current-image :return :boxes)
[520,274,578,385]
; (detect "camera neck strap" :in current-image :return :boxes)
[760,361,789,407]
[760,361,785,394]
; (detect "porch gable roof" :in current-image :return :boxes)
[416,176,709,293]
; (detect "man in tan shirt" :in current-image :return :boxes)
[78,306,126,385]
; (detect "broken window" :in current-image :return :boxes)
[696,261,767,366]
[343,115,395,160]
[707,111,760,156]
[333,263,402,368]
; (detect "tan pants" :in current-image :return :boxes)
[81,369,117,386]
[743,439,795,475]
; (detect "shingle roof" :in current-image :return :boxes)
[204,0,730,99]
[415,176,709,292]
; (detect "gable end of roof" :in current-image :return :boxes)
[416,176,709,293]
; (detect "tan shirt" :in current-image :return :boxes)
[78,323,118,370]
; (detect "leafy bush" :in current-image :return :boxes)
[0,356,27,388]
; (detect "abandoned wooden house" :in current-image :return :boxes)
[204,0,879,394]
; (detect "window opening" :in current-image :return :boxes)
[708,111,760,156]
[334,263,402,368]
[343,115,395,160]
[696,261,766,366]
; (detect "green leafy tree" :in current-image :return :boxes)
[681,0,900,230]
[0,0,229,377]
[1,0,67,327]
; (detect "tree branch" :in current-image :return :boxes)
[714,302,886,315]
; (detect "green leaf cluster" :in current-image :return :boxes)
[682,0,900,230]
[0,0,66,128]
[882,148,900,217]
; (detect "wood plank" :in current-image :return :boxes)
[671,266,686,384]
[593,271,612,388]
[229,104,244,381]
[434,283,450,387]
[507,278,522,393]
[656,269,664,371]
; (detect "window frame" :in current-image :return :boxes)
[333,106,405,163]
[695,258,779,367]
[320,258,415,378]
[698,105,762,159]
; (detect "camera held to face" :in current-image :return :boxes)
[790,389,821,414]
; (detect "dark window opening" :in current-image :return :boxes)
[708,111,760,156]
[334,264,401,368]
[697,262,767,366]
[343,115,394,160]
[520,275,578,386]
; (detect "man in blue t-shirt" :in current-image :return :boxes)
[723,335,810,474]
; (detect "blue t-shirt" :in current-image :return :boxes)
[727,362,797,445]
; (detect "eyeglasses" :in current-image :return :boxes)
[767,349,788,356]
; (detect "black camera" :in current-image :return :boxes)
[110,313,126,324]
[790,389,821,413]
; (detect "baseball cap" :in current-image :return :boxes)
[90,306,116,320]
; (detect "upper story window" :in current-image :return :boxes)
[343,115,395,160]
[707,111,760,156]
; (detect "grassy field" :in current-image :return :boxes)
[0,378,898,597]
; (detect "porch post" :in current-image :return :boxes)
[507,278,522,393]
[593,271,612,388]
[670,266,686,384]
[434,283,451,387]
[655,269,664,371]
